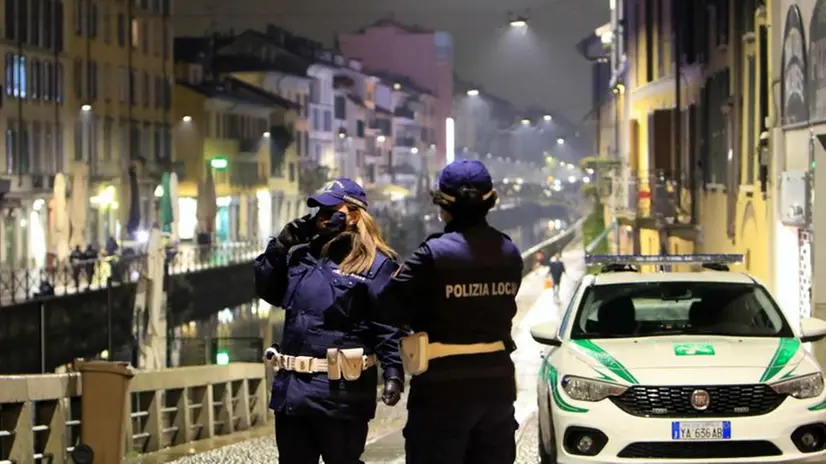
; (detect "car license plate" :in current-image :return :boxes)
[671,421,731,440]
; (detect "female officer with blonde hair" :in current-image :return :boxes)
[254,178,405,464]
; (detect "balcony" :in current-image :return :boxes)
[634,170,693,227]
[238,138,261,154]
[395,137,417,148]
[394,106,416,120]
[213,161,266,190]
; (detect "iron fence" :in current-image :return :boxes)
[0,241,264,306]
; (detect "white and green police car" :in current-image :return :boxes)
[531,254,826,463]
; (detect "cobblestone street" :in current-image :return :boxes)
[163,249,584,463]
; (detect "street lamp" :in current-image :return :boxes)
[377,135,386,143]
[521,118,530,125]
[557,137,565,145]
[543,114,552,121]
[263,131,271,137]
[81,104,91,111]
[466,89,479,96]
[509,18,527,27]
[182,115,192,122]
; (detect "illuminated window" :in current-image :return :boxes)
[131,19,139,48]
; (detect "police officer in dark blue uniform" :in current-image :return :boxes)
[253,178,406,464]
[376,160,524,464]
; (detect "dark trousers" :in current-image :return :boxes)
[274,413,369,464]
[403,401,517,464]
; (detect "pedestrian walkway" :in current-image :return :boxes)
[132,245,587,463]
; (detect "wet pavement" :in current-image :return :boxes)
[138,248,585,464]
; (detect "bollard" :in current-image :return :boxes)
[75,360,135,464]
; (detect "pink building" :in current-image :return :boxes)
[338,19,454,168]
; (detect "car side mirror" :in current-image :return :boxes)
[530,321,561,347]
[801,317,826,343]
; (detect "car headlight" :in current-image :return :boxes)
[561,375,628,402]
[770,373,825,399]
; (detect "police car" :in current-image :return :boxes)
[531,254,826,463]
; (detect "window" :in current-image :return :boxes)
[131,19,139,48]
[55,123,63,172]
[20,0,29,44]
[73,58,82,99]
[118,67,127,102]
[716,0,729,46]
[6,55,29,99]
[88,60,97,100]
[334,95,346,119]
[101,64,109,101]
[356,120,365,138]
[102,3,110,43]
[644,0,653,83]
[5,54,14,97]
[19,122,29,174]
[31,59,40,99]
[44,124,52,173]
[88,2,97,38]
[6,121,16,174]
[74,0,84,36]
[118,119,127,161]
[288,162,295,182]
[656,0,664,77]
[43,61,52,100]
[129,70,136,104]
[55,0,64,52]
[56,62,64,103]
[142,71,149,107]
[117,13,125,46]
[746,55,756,185]
[5,0,16,40]
[140,19,148,53]
[570,282,794,340]
[74,119,83,161]
[323,110,332,131]
[312,108,320,131]
[89,117,97,162]
[43,0,53,48]
[31,0,42,46]
[32,122,41,173]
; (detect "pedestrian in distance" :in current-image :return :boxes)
[253,178,406,464]
[376,159,524,464]
[548,253,566,303]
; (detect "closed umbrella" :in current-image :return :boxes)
[69,164,88,249]
[126,166,141,239]
[51,173,70,261]
[159,172,173,233]
[169,173,180,242]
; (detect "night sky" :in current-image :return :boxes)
[174,0,608,127]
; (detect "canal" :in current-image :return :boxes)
[167,212,570,367]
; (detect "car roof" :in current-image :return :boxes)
[592,271,756,286]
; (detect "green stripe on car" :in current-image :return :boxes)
[572,339,639,384]
[809,400,826,411]
[759,338,801,383]
[547,365,588,413]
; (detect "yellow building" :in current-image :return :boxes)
[597,0,774,283]
[65,0,174,245]
[172,71,300,241]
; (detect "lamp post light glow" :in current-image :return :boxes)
[466,89,479,96]
[521,118,530,125]
[509,19,527,27]
[81,104,91,112]
[446,117,455,164]
[557,137,565,145]
[263,131,270,137]
[182,115,192,122]
[210,157,228,169]
[377,135,386,143]
[543,114,552,121]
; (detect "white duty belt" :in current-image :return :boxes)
[265,347,377,381]
[400,332,507,376]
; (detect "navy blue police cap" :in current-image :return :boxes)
[437,159,495,204]
[307,177,368,209]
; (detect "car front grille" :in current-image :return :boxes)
[617,440,783,459]
[610,384,785,418]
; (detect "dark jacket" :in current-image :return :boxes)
[253,235,405,421]
[376,219,524,407]
[549,260,566,282]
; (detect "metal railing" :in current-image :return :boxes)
[170,337,265,367]
[0,363,268,463]
[520,214,588,276]
[0,241,263,306]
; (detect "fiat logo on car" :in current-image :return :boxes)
[691,389,710,410]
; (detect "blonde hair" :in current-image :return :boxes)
[322,208,397,274]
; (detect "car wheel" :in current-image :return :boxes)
[538,414,558,464]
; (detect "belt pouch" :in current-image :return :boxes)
[327,348,342,380]
[400,332,429,375]
[339,348,366,381]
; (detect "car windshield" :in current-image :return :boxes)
[569,282,795,339]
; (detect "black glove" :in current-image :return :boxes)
[268,215,315,255]
[382,378,403,406]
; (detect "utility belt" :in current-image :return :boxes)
[400,332,507,376]
[265,347,376,381]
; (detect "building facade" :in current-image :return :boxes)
[0,0,68,268]
[593,0,774,288]
[338,19,453,171]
